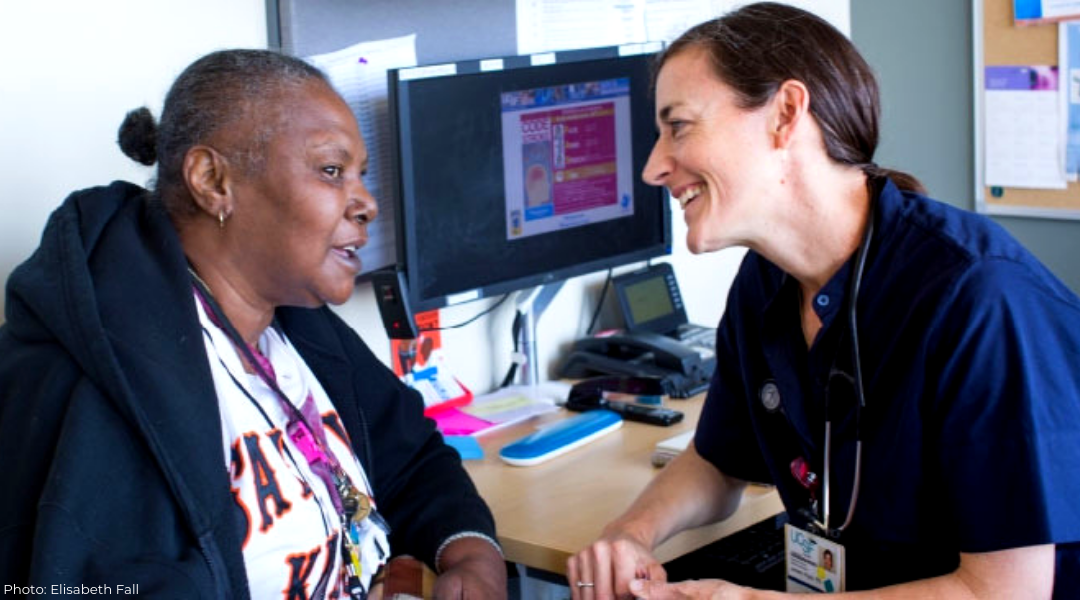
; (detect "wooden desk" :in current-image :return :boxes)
[463,394,783,576]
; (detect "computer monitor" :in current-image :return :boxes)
[388,44,671,313]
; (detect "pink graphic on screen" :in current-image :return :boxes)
[520,102,617,216]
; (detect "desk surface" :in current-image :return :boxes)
[463,394,783,576]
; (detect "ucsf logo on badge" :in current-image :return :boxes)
[790,528,817,556]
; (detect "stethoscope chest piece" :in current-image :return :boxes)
[760,380,782,413]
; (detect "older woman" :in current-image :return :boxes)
[568,3,1080,599]
[0,49,505,599]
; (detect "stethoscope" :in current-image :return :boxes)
[811,195,875,539]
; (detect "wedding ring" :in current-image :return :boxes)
[576,581,595,588]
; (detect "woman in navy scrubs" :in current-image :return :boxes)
[568,3,1080,598]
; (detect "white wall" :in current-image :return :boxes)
[0,0,268,307]
[334,217,747,394]
[0,0,750,396]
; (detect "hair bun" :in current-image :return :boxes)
[117,107,158,166]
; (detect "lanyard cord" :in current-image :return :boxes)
[187,269,386,599]
[199,323,340,597]
[187,270,355,512]
[198,325,330,508]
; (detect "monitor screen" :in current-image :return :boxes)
[389,45,670,312]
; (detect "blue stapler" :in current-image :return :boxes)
[498,409,622,467]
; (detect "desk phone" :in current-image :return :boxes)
[559,263,716,397]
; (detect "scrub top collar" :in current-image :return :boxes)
[759,176,897,340]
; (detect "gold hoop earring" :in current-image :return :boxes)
[218,211,226,230]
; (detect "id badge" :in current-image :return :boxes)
[784,523,845,593]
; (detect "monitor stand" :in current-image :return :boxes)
[515,281,564,387]
[475,281,572,407]
[460,282,570,435]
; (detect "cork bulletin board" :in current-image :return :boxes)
[974,0,1080,219]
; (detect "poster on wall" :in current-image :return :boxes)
[1062,20,1080,179]
[982,65,1067,189]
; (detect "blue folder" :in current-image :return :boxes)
[499,409,623,467]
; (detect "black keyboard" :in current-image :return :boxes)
[663,512,788,591]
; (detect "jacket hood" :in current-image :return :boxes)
[6,181,155,389]
[3,181,239,541]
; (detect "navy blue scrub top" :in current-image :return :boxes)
[695,178,1080,594]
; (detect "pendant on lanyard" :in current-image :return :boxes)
[336,470,372,598]
[340,478,372,524]
[340,514,367,600]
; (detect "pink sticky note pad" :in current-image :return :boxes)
[433,408,493,436]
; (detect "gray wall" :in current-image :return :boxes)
[852,0,1080,293]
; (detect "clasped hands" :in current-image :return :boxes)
[567,531,756,600]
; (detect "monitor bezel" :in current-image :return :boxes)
[388,44,671,313]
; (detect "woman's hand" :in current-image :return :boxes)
[567,529,666,600]
[566,447,749,600]
[432,536,508,599]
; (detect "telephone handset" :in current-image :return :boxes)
[558,330,715,398]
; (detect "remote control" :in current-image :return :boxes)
[565,397,683,426]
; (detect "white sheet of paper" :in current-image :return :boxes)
[643,0,727,43]
[983,65,1068,189]
[516,0,850,55]
[516,0,648,55]
[306,35,418,274]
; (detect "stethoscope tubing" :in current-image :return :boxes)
[815,195,875,537]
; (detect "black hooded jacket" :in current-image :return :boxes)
[0,182,495,597]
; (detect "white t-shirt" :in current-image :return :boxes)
[196,296,390,599]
